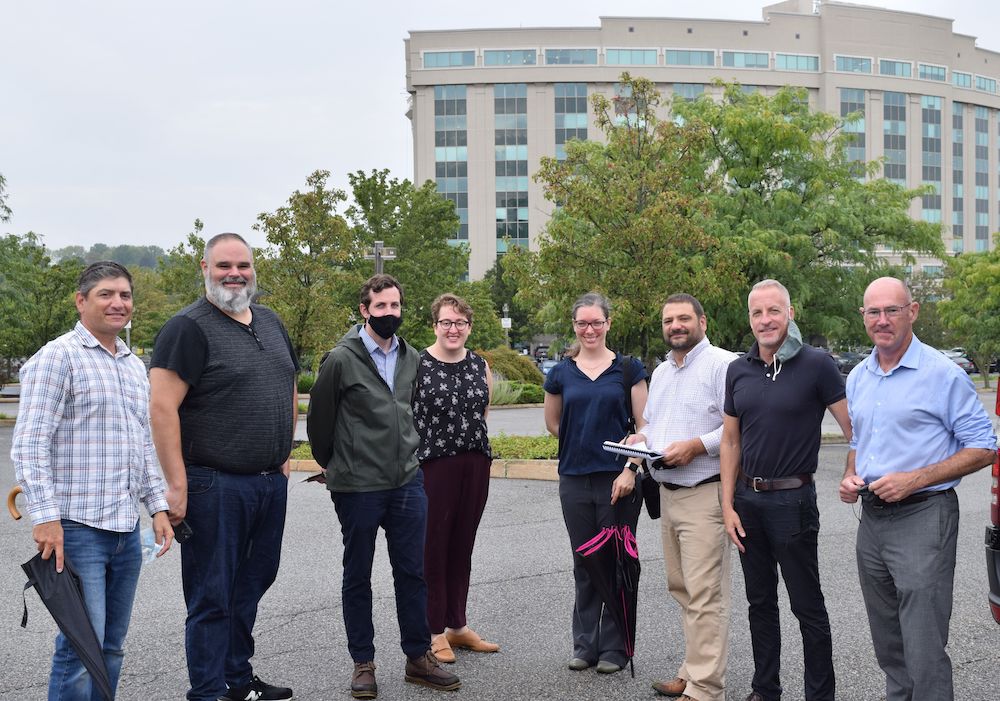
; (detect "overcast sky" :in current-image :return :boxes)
[2,0,998,252]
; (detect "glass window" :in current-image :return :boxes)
[545,49,598,65]
[554,83,588,161]
[673,83,704,101]
[484,50,537,66]
[665,49,714,66]
[918,64,946,81]
[606,49,658,65]
[835,56,871,73]
[879,59,912,78]
[721,51,769,69]
[953,71,972,88]
[775,54,819,71]
[434,85,469,241]
[424,51,475,69]
[975,75,997,93]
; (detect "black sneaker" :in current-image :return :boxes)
[219,675,293,701]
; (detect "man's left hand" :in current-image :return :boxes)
[152,511,174,557]
[660,438,701,467]
[869,472,921,503]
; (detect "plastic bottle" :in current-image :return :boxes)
[140,527,164,564]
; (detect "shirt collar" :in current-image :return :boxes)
[667,335,711,368]
[359,323,398,355]
[865,333,921,375]
[73,321,130,357]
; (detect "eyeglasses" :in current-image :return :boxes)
[436,319,470,330]
[859,303,912,320]
[573,319,608,331]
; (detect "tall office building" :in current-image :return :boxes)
[405,0,1000,279]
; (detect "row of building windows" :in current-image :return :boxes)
[422,49,1000,95]
[495,84,529,252]
[433,85,469,241]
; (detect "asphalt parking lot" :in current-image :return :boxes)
[1,426,998,700]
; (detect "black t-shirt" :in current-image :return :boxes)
[724,343,845,478]
[151,297,299,474]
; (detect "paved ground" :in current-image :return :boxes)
[2,424,998,700]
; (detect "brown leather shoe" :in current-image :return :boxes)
[431,633,456,663]
[445,627,500,653]
[404,650,462,691]
[651,677,687,696]
[350,661,377,699]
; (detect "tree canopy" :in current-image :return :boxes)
[939,238,1000,388]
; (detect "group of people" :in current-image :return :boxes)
[11,231,996,701]
[545,280,994,701]
[12,236,497,701]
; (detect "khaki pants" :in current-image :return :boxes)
[659,481,732,701]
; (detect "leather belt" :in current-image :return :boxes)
[740,472,813,492]
[863,487,951,509]
[663,474,722,491]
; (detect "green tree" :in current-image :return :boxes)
[483,255,539,345]
[939,241,1000,388]
[130,267,177,350]
[676,83,944,350]
[505,74,739,363]
[345,169,469,349]
[255,170,356,367]
[0,173,11,223]
[157,220,206,308]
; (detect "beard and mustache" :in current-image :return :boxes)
[205,273,257,314]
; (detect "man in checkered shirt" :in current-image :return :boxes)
[13,261,172,700]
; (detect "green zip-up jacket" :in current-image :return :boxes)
[306,325,420,492]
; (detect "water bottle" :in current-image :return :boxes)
[140,527,164,565]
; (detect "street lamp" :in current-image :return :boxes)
[501,303,511,347]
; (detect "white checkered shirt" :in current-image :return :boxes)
[12,322,169,530]
[642,337,737,487]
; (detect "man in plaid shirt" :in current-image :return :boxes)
[12,261,172,700]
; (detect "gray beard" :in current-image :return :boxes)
[205,276,256,314]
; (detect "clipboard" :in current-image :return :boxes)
[602,440,664,461]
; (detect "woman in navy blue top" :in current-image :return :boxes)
[543,292,648,674]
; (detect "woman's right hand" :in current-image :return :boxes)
[610,467,636,505]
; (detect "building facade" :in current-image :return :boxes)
[405,0,1000,279]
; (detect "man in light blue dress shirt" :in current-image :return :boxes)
[840,276,995,701]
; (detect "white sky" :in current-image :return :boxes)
[2,0,998,251]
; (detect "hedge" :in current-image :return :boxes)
[476,346,544,384]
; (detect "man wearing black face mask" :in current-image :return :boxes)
[308,274,460,699]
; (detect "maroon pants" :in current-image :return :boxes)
[421,451,492,633]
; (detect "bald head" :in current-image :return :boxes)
[863,277,912,307]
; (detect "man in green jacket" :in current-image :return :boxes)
[307,274,460,700]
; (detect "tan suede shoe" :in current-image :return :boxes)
[445,627,500,653]
[431,633,456,663]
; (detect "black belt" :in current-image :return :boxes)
[863,487,952,509]
[740,472,813,492]
[662,474,722,491]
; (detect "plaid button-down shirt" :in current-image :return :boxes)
[12,322,169,530]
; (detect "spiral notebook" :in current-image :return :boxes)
[601,440,663,461]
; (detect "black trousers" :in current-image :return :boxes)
[734,481,834,701]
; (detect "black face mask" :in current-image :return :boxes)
[367,312,402,339]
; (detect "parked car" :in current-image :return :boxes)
[833,351,866,375]
[987,385,1000,624]
[939,349,977,374]
[539,359,558,376]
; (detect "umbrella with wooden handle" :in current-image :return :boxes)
[8,485,23,520]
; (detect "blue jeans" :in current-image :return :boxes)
[734,482,834,701]
[330,472,430,662]
[181,466,287,701]
[49,520,141,701]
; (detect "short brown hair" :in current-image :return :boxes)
[664,293,704,318]
[360,274,404,307]
[431,293,473,323]
[77,261,132,297]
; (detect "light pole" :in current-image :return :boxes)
[501,303,511,347]
[364,240,397,274]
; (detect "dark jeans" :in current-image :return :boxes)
[734,481,833,701]
[559,471,642,667]
[181,465,288,701]
[331,472,430,662]
[422,451,492,633]
[49,521,141,701]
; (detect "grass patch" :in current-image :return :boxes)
[290,443,313,460]
[290,433,559,462]
[0,413,12,420]
[298,402,308,414]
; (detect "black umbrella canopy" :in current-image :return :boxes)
[21,553,114,701]
[574,522,642,677]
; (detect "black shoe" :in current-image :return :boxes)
[219,675,293,701]
[404,650,461,691]
[351,661,377,699]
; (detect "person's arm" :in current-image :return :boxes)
[484,359,493,419]
[280,385,297,478]
[149,368,191,525]
[719,413,745,552]
[630,375,649,433]
[307,352,341,468]
[827,398,852,443]
[839,449,864,503]
[543,391,562,437]
[870,447,995,503]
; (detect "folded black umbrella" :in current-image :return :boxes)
[574,519,642,677]
[21,553,114,701]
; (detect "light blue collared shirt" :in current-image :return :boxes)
[360,323,400,394]
[847,334,996,492]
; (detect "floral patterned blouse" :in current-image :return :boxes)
[413,349,491,463]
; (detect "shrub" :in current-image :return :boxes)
[490,374,523,406]
[298,372,316,394]
[290,442,313,460]
[476,346,544,384]
[490,433,559,459]
[512,382,544,404]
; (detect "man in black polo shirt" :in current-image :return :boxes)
[719,279,851,701]
[150,233,298,701]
